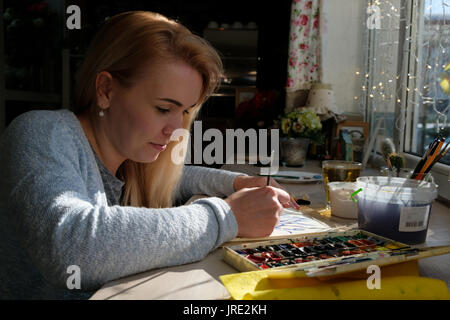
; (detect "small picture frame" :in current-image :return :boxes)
[235,87,257,109]
[335,121,369,162]
[336,121,369,143]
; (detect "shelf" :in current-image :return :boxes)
[211,93,236,97]
[5,90,61,103]
[217,85,256,90]
[222,56,259,60]
[70,54,86,58]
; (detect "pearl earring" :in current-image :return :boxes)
[99,110,105,117]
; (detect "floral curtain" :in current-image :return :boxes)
[286,0,323,110]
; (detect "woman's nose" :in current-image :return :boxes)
[162,114,183,136]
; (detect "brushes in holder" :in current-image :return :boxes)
[387,153,406,177]
[380,138,405,177]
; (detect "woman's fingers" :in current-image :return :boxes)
[225,186,293,238]
[268,178,300,210]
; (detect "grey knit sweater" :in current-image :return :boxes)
[0,109,242,300]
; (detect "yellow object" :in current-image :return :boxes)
[243,276,450,300]
[440,62,450,94]
[220,261,450,300]
[384,243,404,250]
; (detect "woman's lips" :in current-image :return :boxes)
[149,142,167,151]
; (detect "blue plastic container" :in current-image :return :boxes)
[356,176,438,244]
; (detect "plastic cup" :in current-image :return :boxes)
[356,176,438,244]
[322,160,362,209]
[328,182,358,219]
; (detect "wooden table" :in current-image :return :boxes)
[91,162,450,300]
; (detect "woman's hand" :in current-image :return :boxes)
[224,186,291,238]
[233,175,300,210]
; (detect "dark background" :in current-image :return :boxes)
[2,0,292,128]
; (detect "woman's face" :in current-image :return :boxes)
[102,59,203,164]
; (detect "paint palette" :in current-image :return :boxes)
[222,229,450,277]
[271,171,323,184]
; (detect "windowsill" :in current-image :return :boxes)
[403,152,449,174]
[403,152,450,202]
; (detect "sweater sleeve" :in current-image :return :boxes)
[1,111,238,292]
[177,165,247,203]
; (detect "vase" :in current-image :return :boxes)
[280,137,310,167]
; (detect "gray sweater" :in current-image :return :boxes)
[0,109,242,300]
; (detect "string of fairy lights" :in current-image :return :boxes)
[353,0,449,151]
[423,0,449,132]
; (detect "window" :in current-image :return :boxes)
[362,0,450,200]
[404,0,450,165]
[360,0,404,157]
[361,0,449,163]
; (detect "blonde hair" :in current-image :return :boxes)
[73,11,223,208]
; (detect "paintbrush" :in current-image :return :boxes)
[426,140,450,172]
[412,138,439,178]
[292,195,311,206]
[294,199,311,206]
[258,174,302,180]
[266,149,275,186]
[263,149,307,208]
[266,245,450,279]
[415,138,445,180]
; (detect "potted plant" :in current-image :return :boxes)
[275,108,324,166]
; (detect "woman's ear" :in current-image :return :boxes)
[95,71,114,110]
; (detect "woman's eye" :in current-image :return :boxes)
[156,107,170,113]
[157,106,190,115]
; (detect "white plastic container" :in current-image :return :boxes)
[328,182,358,219]
[356,176,438,244]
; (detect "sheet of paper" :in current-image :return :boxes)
[271,211,332,236]
[187,195,333,242]
[228,209,332,242]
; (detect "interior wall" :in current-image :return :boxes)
[0,0,4,132]
[322,0,366,115]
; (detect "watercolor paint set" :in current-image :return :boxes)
[222,229,450,277]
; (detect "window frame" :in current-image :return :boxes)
[398,0,450,200]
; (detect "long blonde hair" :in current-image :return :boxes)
[73,11,223,208]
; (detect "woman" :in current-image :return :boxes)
[0,11,297,299]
